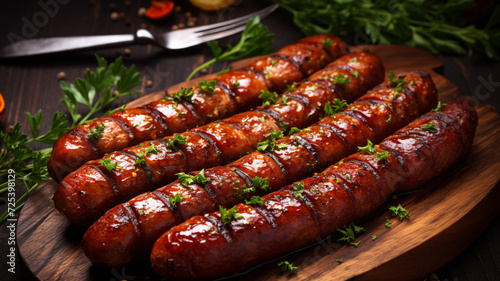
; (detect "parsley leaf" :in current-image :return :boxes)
[277,261,297,275]
[98,158,117,172]
[87,123,105,139]
[289,127,302,135]
[431,101,447,112]
[376,151,389,161]
[135,143,161,165]
[176,169,210,187]
[245,195,264,206]
[170,87,194,102]
[259,89,279,106]
[292,181,305,198]
[167,135,187,150]
[219,205,243,224]
[358,140,377,154]
[197,80,217,94]
[187,17,274,80]
[257,131,286,152]
[323,98,348,117]
[421,123,437,133]
[251,176,270,192]
[388,71,407,93]
[168,194,183,207]
[389,204,410,220]
[337,222,366,246]
[323,38,333,48]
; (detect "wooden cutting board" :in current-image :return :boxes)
[17,45,500,281]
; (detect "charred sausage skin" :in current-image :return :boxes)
[81,70,438,268]
[54,52,383,228]
[47,35,348,182]
[151,101,478,280]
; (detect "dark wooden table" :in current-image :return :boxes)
[1,1,499,280]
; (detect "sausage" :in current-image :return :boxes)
[150,101,478,280]
[54,52,383,228]
[47,35,348,182]
[81,70,437,268]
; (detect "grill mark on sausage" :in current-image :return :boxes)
[87,163,118,192]
[151,190,184,222]
[291,136,319,161]
[252,205,277,228]
[293,190,322,229]
[216,80,237,101]
[271,54,305,77]
[239,67,266,85]
[106,116,136,142]
[204,214,233,243]
[229,167,253,191]
[262,151,287,176]
[143,104,171,134]
[283,93,311,108]
[122,204,142,245]
[314,80,347,100]
[156,138,190,170]
[74,128,101,157]
[177,99,205,125]
[190,130,222,157]
[252,109,284,127]
[327,64,353,72]
[343,158,385,193]
[316,122,349,150]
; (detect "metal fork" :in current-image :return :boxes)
[0,4,279,58]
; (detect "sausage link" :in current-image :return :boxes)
[82,69,440,268]
[55,52,382,228]
[48,35,348,182]
[151,101,478,280]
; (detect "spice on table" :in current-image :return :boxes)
[110,11,119,20]
[146,80,153,87]
[124,48,131,56]
[137,7,147,17]
[57,72,67,80]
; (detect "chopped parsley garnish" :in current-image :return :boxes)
[389,204,410,220]
[388,71,407,92]
[98,158,117,172]
[259,89,279,106]
[281,95,289,105]
[289,127,302,135]
[232,82,240,87]
[377,151,389,160]
[332,74,350,84]
[393,92,400,99]
[336,258,344,264]
[259,116,266,123]
[219,205,243,224]
[323,38,333,48]
[251,176,270,191]
[197,80,217,94]
[170,87,194,102]
[135,143,161,165]
[372,235,377,240]
[350,57,358,62]
[386,115,392,123]
[176,169,210,187]
[245,195,264,206]
[271,59,278,67]
[421,122,437,133]
[167,134,187,150]
[337,222,366,246]
[358,140,377,154]
[277,260,297,275]
[352,70,359,79]
[217,67,231,75]
[431,101,447,112]
[385,217,392,228]
[257,131,286,152]
[87,123,105,139]
[292,181,305,198]
[285,82,299,92]
[168,194,183,207]
[324,98,348,117]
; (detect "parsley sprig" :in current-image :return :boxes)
[337,222,366,247]
[186,17,274,80]
[323,98,348,117]
[274,0,500,60]
[176,169,210,187]
[257,131,286,152]
[0,55,141,224]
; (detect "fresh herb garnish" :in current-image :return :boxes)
[88,123,106,139]
[385,217,392,228]
[197,80,217,94]
[289,127,302,135]
[186,17,274,80]
[171,87,194,102]
[292,181,305,198]
[421,123,437,133]
[358,140,377,154]
[388,71,407,93]
[219,205,243,224]
[98,158,117,172]
[324,98,348,117]
[377,151,389,160]
[245,195,264,206]
[337,222,366,247]
[273,0,500,60]
[167,135,187,150]
[336,258,344,264]
[251,176,270,192]
[257,131,286,152]
[432,101,447,112]
[259,89,279,106]
[168,194,183,207]
[389,204,410,220]
[277,260,297,275]
[135,143,161,165]
[332,74,350,84]
[176,169,210,187]
[285,82,299,92]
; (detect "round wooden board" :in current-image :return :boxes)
[17,45,500,281]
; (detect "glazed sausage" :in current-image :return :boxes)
[54,52,384,227]
[47,35,348,182]
[151,101,478,280]
[82,70,437,268]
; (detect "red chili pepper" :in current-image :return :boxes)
[145,1,175,20]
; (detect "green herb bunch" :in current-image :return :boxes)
[273,0,500,59]
[0,55,141,224]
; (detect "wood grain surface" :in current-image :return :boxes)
[15,44,500,281]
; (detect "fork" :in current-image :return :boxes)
[0,4,279,58]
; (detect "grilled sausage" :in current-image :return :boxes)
[82,70,437,268]
[151,101,478,280]
[47,35,348,182]
[54,52,384,228]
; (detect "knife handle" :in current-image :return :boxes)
[0,29,156,58]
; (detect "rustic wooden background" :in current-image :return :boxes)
[1,1,499,280]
